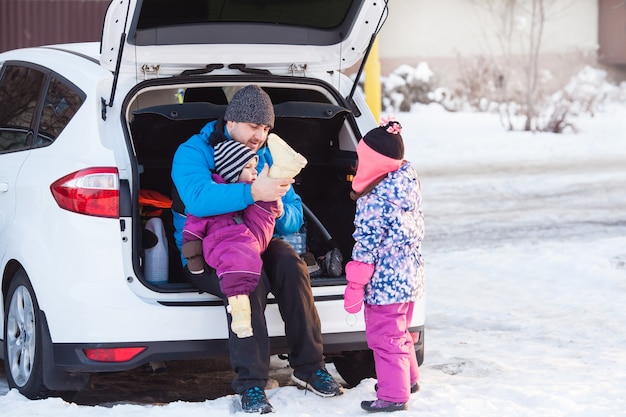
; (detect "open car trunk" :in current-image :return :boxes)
[127,81,360,290]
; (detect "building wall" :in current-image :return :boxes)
[377,0,625,86]
[598,0,626,65]
[0,0,109,53]
[380,0,598,59]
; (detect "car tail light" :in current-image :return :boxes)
[410,331,420,344]
[83,347,146,362]
[50,168,119,218]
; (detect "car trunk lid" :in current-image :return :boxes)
[100,0,388,76]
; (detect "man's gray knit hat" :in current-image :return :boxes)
[214,140,258,183]
[224,85,275,129]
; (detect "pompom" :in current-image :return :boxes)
[380,115,402,135]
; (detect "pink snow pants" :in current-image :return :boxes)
[364,301,419,403]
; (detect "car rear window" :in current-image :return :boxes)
[0,65,45,152]
[136,0,353,30]
[37,76,85,146]
[0,64,85,153]
[132,0,360,46]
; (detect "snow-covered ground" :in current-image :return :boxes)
[1,104,625,416]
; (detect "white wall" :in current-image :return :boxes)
[376,0,601,85]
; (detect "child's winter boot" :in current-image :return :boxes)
[361,399,408,413]
[227,294,253,338]
[267,133,307,179]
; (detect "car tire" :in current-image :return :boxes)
[334,337,425,388]
[3,269,48,399]
[416,332,425,366]
[333,349,376,388]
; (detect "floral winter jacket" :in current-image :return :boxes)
[351,162,425,305]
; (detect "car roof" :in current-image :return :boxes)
[0,43,108,88]
[100,0,388,75]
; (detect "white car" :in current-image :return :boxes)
[0,0,424,399]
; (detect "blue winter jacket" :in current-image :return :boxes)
[171,120,304,257]
[351,162,425,305]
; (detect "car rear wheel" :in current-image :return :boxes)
[3,269,47,398]
[333,349,376,388]
[416,333,425,366]
[334,338,425,388]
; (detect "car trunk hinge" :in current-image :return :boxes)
[289,63,308,76]
[141,64,161,79]
[345,0,389,118]
[101,0,132,121]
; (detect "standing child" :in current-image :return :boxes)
[181,139,280,339]
[343,117,425,413]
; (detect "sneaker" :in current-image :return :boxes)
[361,399,408,413]
[375,381,420,394]
[291,367,344,397]
[241,386,274,414]
[301,252,322,278]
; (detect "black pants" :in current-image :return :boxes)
[185,237,325,393]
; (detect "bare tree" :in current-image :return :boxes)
[475,0,519,130]
[470,0,577,132]
[520,0,545,131]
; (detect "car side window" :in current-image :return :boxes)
[36,76,84,147]
[0,65,45,153]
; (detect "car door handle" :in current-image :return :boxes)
[0,182,8,192]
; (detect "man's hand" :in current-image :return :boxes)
[251,165,294,202]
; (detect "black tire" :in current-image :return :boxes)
[333,349,376,388]
[334,334,425,388]
[416,332,425,366]
[3,269,48,399]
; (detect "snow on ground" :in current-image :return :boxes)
[1,104,625,416]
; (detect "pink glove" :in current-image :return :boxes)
[343,261,375,313]
[344,282,365,313]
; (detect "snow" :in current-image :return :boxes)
[2,104,626,416]
[388,63,435,86]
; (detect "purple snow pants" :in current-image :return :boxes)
[364,301,419,403]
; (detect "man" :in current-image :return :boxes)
[171,85,343,414]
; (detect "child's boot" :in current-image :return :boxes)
[266,133,307,179]
[227,294,253,338]
[361,399,408,413]
[182,240,205,274]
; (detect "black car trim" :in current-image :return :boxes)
[41,46,100,65]
[156,293,343,307]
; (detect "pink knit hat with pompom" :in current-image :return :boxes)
[351,116,404,194]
